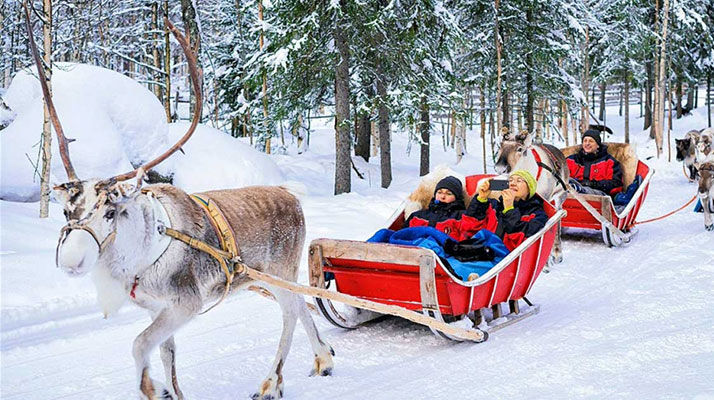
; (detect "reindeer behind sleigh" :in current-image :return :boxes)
[24,5,333,399]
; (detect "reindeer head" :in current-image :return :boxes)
[54,179,144,275]
[699,163,714,198]
[494,130,533,174]
[675,138,690,162]
[22,9,202,276]
[698,132,712,158]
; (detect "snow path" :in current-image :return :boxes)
[3,109,714,398]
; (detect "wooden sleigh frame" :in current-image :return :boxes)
[308,176,566,342]
[560,143,654,247]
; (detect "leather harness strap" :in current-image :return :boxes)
[531,147,569,191]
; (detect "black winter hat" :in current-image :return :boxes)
[434,176,464,203]
[582,129,602,146]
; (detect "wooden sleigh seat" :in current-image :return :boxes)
[308,174,566,342]
[560,143,654,246]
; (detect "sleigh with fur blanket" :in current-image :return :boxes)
[560,143,654,247]
[308,171,565,342]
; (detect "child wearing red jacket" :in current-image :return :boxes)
[404,176,466,239]
[460,170,547,251]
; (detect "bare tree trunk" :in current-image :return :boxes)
[494,0,503,134]
[39,0,53,218]
[618,85,623,116]
[655,0,669,158]
[163,0,172,122]
[685,82,695,110]
[180,0,201,119]
[151,3,162,102]
[707,67,712,128]
[598,82,606,122]
[644,61,653,130]
[562,99,569,146]
[580,27,590,134]
[668,72,673,161]
[420,96,430,176]
[676,77,683,118]
[481,86,487,173]
[376,63,391,188]
[355,82,372,161]
[624,70,630,143]
[334,0,351,194]
[258,0,270,153]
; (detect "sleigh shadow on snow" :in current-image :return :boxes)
[308,174,565,342]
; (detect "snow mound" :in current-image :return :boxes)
[167,122,284,192]
[1,63,171,201]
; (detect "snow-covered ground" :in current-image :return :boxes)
[2,68,713,399]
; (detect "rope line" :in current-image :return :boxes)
[635,194,698,225]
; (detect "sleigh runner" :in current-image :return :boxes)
[560,143,654,247]
[308,174,565,341]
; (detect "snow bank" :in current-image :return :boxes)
[166,122,284,192]
[1,63,171,201]
[0,64,283,200]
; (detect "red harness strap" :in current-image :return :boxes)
[531,149,543,180]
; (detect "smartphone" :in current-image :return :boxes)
[489,179,509,191]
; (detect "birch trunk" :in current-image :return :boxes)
[655,0,669,157]
[163,0,172,122]
[481,87,487,173]
[39,0,52,218]
[494,0,503,134]
[580,27,590,135]
[624,70,630,143]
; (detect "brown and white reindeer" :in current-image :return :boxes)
[24,5,333,400]
[675,130,700,181]
[494,130,569,263]
[697,128,714,163]
[697,162,714,231]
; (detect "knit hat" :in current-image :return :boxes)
[434,176,464,203]
[582,129,602,147]
[509,170,537,199]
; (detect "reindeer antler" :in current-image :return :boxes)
[23,0,78,181]
[107,19,203,183]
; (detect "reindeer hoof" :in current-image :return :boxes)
[706,224,714,231]
[252,377,283,400]
[309,352,335,377]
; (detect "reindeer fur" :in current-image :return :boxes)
[55,182,334,400]
[676,130,701,180]
[698,162,714,231]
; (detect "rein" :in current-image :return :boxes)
[530,147,568,191]
[55,194,117,268]
[635,194,698,225]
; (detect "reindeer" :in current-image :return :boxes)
[698,162,714,231]
[697,128,714,163]
[675,130,700,181]
[24,6,333,399]
[494,130,569,263]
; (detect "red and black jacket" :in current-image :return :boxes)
[566,144,624,195]
[404,199,465,240]
[460,196,548,251]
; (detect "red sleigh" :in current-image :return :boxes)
[560,143,654,246]
[308,174,565,341]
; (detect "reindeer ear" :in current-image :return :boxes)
[522,133,533,147]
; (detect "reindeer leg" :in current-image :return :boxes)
[704,196,713,231]
[159,337,184,400]
[252,287,298,400]
[295,294,334,377]
[135,307,194,400]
